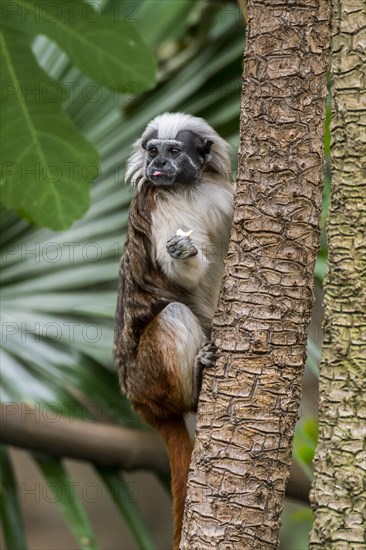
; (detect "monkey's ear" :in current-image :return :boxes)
[141,139,149,150]
[200,139,213,156]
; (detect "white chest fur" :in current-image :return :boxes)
[152,183,233,246]
[151,182,233,322]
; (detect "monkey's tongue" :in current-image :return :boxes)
[153,171,162,176]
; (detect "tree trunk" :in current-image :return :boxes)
[180,1,331,548]
[309,0,366,548]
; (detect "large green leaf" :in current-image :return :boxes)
[1,0,156,94]
[0,27,98,230]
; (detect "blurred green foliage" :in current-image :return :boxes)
[293,417,319,480]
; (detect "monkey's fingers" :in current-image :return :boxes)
[166,235,198,259]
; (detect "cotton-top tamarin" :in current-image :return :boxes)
[114,112,233,549]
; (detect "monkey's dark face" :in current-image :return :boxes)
[142,130,213,187]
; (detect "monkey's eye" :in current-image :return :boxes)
[170,148,180,156]
[148,148,158,157]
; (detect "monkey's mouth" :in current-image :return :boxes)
[147,169,176,186]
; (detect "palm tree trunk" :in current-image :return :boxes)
[309,0,366,547]
[180,1,331,548]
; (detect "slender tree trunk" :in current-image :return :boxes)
[180,1,331,548]
[309,1,366,548]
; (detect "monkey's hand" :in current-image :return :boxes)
[166,234,198,259]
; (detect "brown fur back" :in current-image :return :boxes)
[114,183,195,549]
[114,183,184,397]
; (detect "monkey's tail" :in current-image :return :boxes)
[157,416,193,550]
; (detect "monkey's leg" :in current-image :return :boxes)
[134,302,206,550]
[136,302,206,414]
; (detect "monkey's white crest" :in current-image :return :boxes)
[125,112,232,189]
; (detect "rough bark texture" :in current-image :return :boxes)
[309,1,366,548]
[180,1,331,548]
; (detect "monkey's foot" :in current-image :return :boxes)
[192,342,218,409]
[166,235,198,259]
[196,341,218,369]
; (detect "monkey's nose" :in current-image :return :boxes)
[155,158,167,168]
